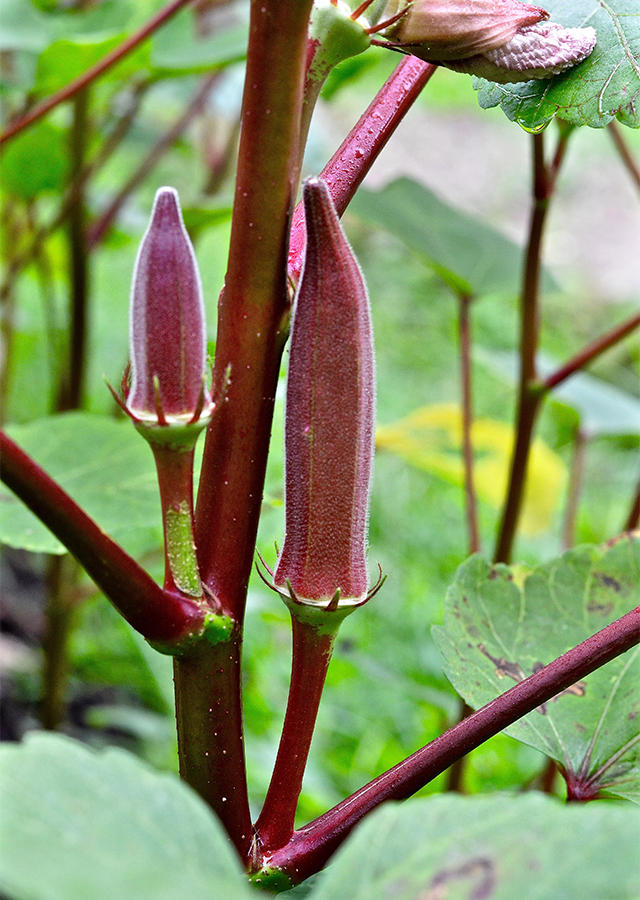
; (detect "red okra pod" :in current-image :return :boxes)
[274,177,375,605]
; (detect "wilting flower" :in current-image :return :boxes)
[380,0,596,83]
[273,178,378,607]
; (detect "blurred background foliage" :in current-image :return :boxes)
[1,0,638,826]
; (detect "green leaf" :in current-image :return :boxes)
[34,36,149,95]
[305,793,640,900]
[433,534,640,801]
[0,732,254,900]
[475,1,640,129]
[0,0,54,52]
[0,119,68,199]
[376,403,567,534]
[349,178,555,297]
[150,6,248,74]
[0,413,162,555]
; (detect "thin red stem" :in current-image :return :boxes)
[494,130,565,564]
[458,293,480,555]
[542,312,640,392]
[255,618,338,851]
[265,601,640,883]
[608,121,640,196]
[0,0,195,146]
[0,431,204,644]
[288,56,437,281]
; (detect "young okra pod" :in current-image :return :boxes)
[274,177,378,609]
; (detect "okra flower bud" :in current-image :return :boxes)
[382,0,548,60]
[273,178,378,608]
[125,186,215,438]
[114,188,220,613]
[380,0,596,83]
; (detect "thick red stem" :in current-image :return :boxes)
[195,0,313,621]
[266,603,640,883]
[288,56,436,281]
[173,634,253,861]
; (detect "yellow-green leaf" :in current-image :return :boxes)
[376,404,566,534]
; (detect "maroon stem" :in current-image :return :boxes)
[288,56,437,281]
[87,72,219,248]
[173,633,253,862]
[561,428,588,550]
[0,80,148,305]
[0,0,195,146]
[493,130,565,564]
[0,431,204,644]
[195,0,313,621]
[266,603,640,884]
[542,312,640,392]
[255,618,338,851]
[608,121,640,195]
[625,477,640,532]
[58,89,90,412]
[184,0,312,858]
[458,293,480,555]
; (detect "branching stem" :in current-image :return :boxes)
[0,0,195,145]
[264,602,640,883]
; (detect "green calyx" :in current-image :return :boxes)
[281,584,366,634]
[308,0,371,85]
[133,415,211,452]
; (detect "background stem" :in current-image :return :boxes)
[39,555,79,730]
[494,129,569,564]
[458,293,480,555]
[58,89,90,412]
[0,0,195,145]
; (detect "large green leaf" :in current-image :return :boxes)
[350,178,554,297]
[0,119,68,199]
[0,733,254,900]
[0,413,162,555]
[304,793,640,900]
[476,1,640,129]
[433,534,640,801]
[34,36,149,95]
[149,5,248,74]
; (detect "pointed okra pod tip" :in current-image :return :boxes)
[268,177,384,622]
[115,186,218,451]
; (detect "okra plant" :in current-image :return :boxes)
[0,0,639,897]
